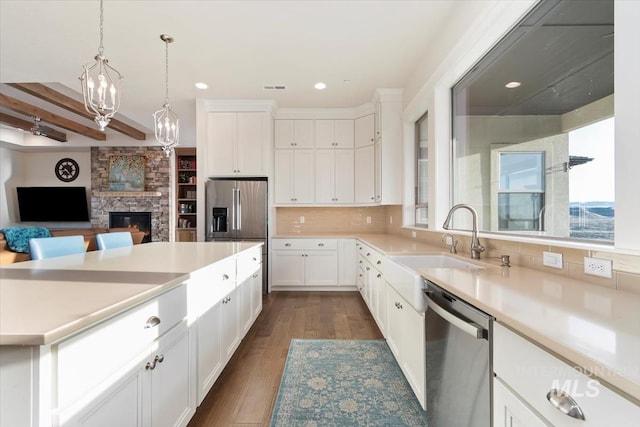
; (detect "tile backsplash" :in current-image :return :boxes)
[275,205,640,294]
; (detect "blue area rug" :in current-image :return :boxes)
[270,339,428,426]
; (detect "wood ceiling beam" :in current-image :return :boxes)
[0,92,106,141]
[8,83,147,140]
[0,113,68,142]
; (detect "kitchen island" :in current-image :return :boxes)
[0,241,263,427]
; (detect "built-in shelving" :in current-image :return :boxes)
[175,147,197,241]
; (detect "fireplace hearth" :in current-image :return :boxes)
[109,212,152,243]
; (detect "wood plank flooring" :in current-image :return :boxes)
[187,291,382,427]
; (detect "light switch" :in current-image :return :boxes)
[543,251,563,269]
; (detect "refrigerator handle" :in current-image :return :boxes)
[236,188,242,231]
[231,188,237,231]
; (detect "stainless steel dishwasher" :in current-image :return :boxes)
[423,279,492,427]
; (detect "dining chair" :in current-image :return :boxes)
[28,235,86,260]
[96,232,134,250]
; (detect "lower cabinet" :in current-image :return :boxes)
[271,238,342,289]
[493,322,640,427]
[58,287,195,427]
[378,273,426,408]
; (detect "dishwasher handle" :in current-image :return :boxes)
[426,295,487,340]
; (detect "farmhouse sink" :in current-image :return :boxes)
[385,255,484,312]
[388,254,484,271]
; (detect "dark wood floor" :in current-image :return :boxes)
[187,291,383,427]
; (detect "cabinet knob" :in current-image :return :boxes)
[144,316,161,329]
[318,243,325,247]
[366,252,371,256]
[376,260,382,265]
[222,274,230,280]
[145,354,164,371]
[377,273,381,278]
[285,243,291,247]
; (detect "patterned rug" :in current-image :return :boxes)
[270,339,428,426]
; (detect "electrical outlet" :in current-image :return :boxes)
[366,216,371,224]
[411,231,417,239]
[543,251,563,269]
[299,216,305,224]
[584,257,612,278]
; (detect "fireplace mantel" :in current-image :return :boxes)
[94,191,162,197]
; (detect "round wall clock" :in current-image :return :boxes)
[55,158,80,182]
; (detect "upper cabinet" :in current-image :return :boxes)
[355,114,375,148]
[315,120,354,149]
[274,120,314,148]
[205,111,268,177]
[374,89,403,205]
[354,114,376,203]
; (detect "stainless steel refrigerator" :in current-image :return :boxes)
[205,177,268,292]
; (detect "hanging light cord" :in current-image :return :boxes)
[98,0,104,55]
[164,39,170,105]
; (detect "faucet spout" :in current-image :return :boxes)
[442,204,485,259]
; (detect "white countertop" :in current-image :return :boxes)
[356,234,640,403]
[0,242,262,346]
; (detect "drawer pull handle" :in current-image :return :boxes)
[546,389,586,421]
[285,243,291,247]
[222,274,230,280]
[144,316,161,329]
[145,354,165,371]
[318,243,325,247]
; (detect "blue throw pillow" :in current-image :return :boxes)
[1,227,51,253]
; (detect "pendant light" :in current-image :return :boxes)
[153,34,179,157]
[79,0,123,131]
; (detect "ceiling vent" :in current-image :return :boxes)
[263,85,287,90]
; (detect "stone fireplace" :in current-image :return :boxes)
[90,147,170,242]
[110,211,152,243]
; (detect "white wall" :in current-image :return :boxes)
[0,147,91,228]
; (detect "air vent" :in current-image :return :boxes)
[263,85,287,90]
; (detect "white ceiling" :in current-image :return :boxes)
[0,0,458,146]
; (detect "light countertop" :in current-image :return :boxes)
[355,234,640,403]
[0,242,262,346]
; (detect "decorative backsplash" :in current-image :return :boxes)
[90,147,170,242]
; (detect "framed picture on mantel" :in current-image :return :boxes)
[108,155,145,192]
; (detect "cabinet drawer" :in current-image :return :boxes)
[494,323,640,426]
[272,238,337,251]
[237,246,262,283]
[56,285,187,410]
[189,256,237,316]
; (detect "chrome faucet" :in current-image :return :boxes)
[442,204,485,259]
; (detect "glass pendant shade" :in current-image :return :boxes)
[154,34,179,157]
[79,1,122,131]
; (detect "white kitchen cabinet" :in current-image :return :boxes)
[355,114,375,148]
[493,323,640,427]
[275,119,314,148]
[250,268,263,320]
[205,112,266,176]
[494,378,549,427]
[354,144,376,203]
[271,239,339,289]
[337,238,357,286]
[315,149,354,204]
[385,283,426,408]
[196,297,224,405]
[274,149,315,204]
[314,119,354,149]
[372,89,403,204]
[55,285,194,427]
[221,286,240,362]
[148,323,192,427]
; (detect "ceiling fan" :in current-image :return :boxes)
[30,116,67,142]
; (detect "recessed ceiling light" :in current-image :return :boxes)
[505,81,521,89]
[195,82,208,89]
[314,82,327,90]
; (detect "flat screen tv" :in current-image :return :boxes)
[17,187,90,222]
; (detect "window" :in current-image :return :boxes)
[415,112,428,227]
[451,0,614,243]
